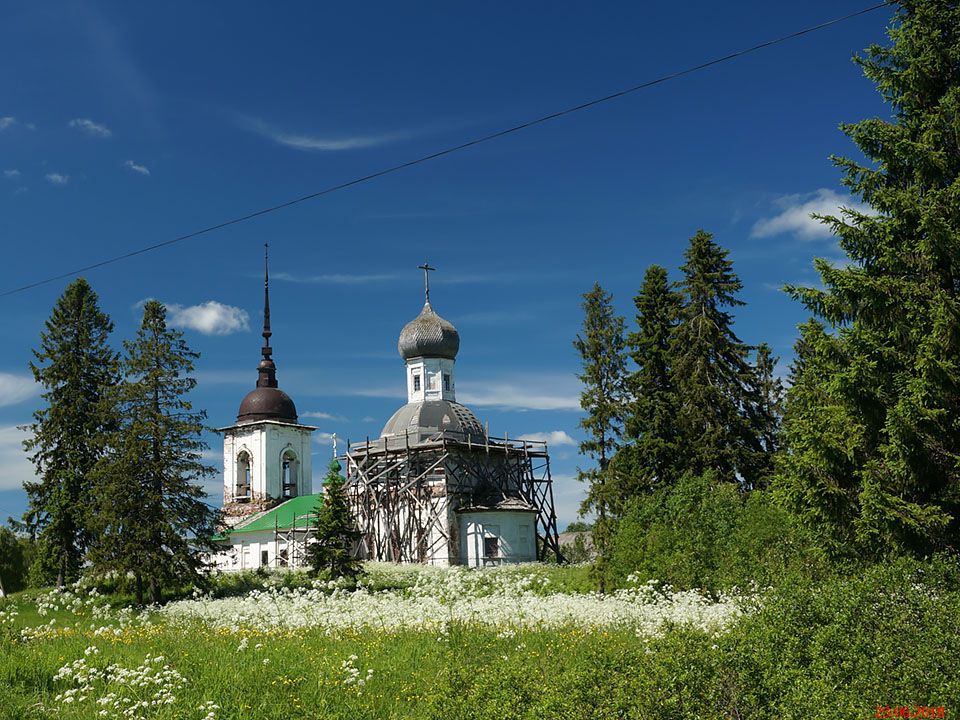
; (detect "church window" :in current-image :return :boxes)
[443,373,451,391]
[413,374,421,392]
[236,452,251,500]
[261,550,269,566]
[282,450,298,498]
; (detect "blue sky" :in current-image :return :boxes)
[0,1,891,529]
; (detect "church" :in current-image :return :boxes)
[209,257,561,571]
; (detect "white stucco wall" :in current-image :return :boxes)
[458,511,537,567]
[209,530,313,572]
[405,357,456,403]
[222,421,314,503]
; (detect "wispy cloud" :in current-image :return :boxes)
[241,116,408,152]
[123,160,149,175]
[164,301,250,336]
[0,373,40,408]
[0,425,36,491]
[350,386,407,401]
[3,169,20,178]
[346,374,581,411]
[45,173,69,185]
[551,474,588,528]
[301,411,347,421]
[458,375,582,412]
[272,272,399,285]
[751,189,872,240]
[68,117,112,138]
[0,117,15,130]
[517,430,576,447]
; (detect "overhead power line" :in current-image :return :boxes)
[1,1,891,299]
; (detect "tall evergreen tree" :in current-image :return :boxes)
[780,0,960,557]
[671,230,770,487]
[753,343,784,459]
[574,283,627,588]
[89,300,216,604]
[23,278,117,587]
[617,264,682,494]
[308,459,362,580]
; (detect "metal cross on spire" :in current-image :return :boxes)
[418,262,436,303]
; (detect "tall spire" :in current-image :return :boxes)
[256,243,278,389]
[418,262,436,304]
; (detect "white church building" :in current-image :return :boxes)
[210,257,561,571]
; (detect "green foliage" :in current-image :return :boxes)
[780,0,960,559]
[573,282,628,588]
[0,528,27,595]
[609,472,820,591]
[620,264,682,494]
[89,300,217,604]
[672,230,773,488]
[727,555,960,716]
[308,459,362,581]
[22,278,118,588]
[563,520,592,532]
[1,560,958,719]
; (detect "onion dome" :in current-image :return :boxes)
[398,302,460,360]
[236,245,298,425]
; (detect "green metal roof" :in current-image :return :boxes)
[215,493,323,540]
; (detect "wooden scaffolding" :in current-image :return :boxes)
[344,431,563,564]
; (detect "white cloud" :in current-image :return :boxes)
[165,301,250,336]
[123,160,149,175]
[0,373,39,407]
[3,169,20,178]
[0,425,37,491]
[242,117,406,152]
[301,411,347,421]
[45,173,69,185]
[347,374,582,411]
[0,117,15,130]
[350,386,407,401]
[751,188,872,240]
[458,375,582,411]
[68,117,112,138]
[517,430,576,447]
[272,272,398,285]
[551,474,589,529]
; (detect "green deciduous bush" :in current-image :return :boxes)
[608,471,825,591]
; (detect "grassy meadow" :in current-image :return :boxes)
[1,560,958,720]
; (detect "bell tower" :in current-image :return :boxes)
[220,245,315,525]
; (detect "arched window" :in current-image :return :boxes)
[281,449,298,499]
[236,451,252,501]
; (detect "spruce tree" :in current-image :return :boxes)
[671,230,769,487]
[23,278,118,587]
[781,0,960,557]
[752,343,784,459]
[574,283,627,589]
[618,264,682,494]
[308,459,361,580]
[89,300,216,604]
